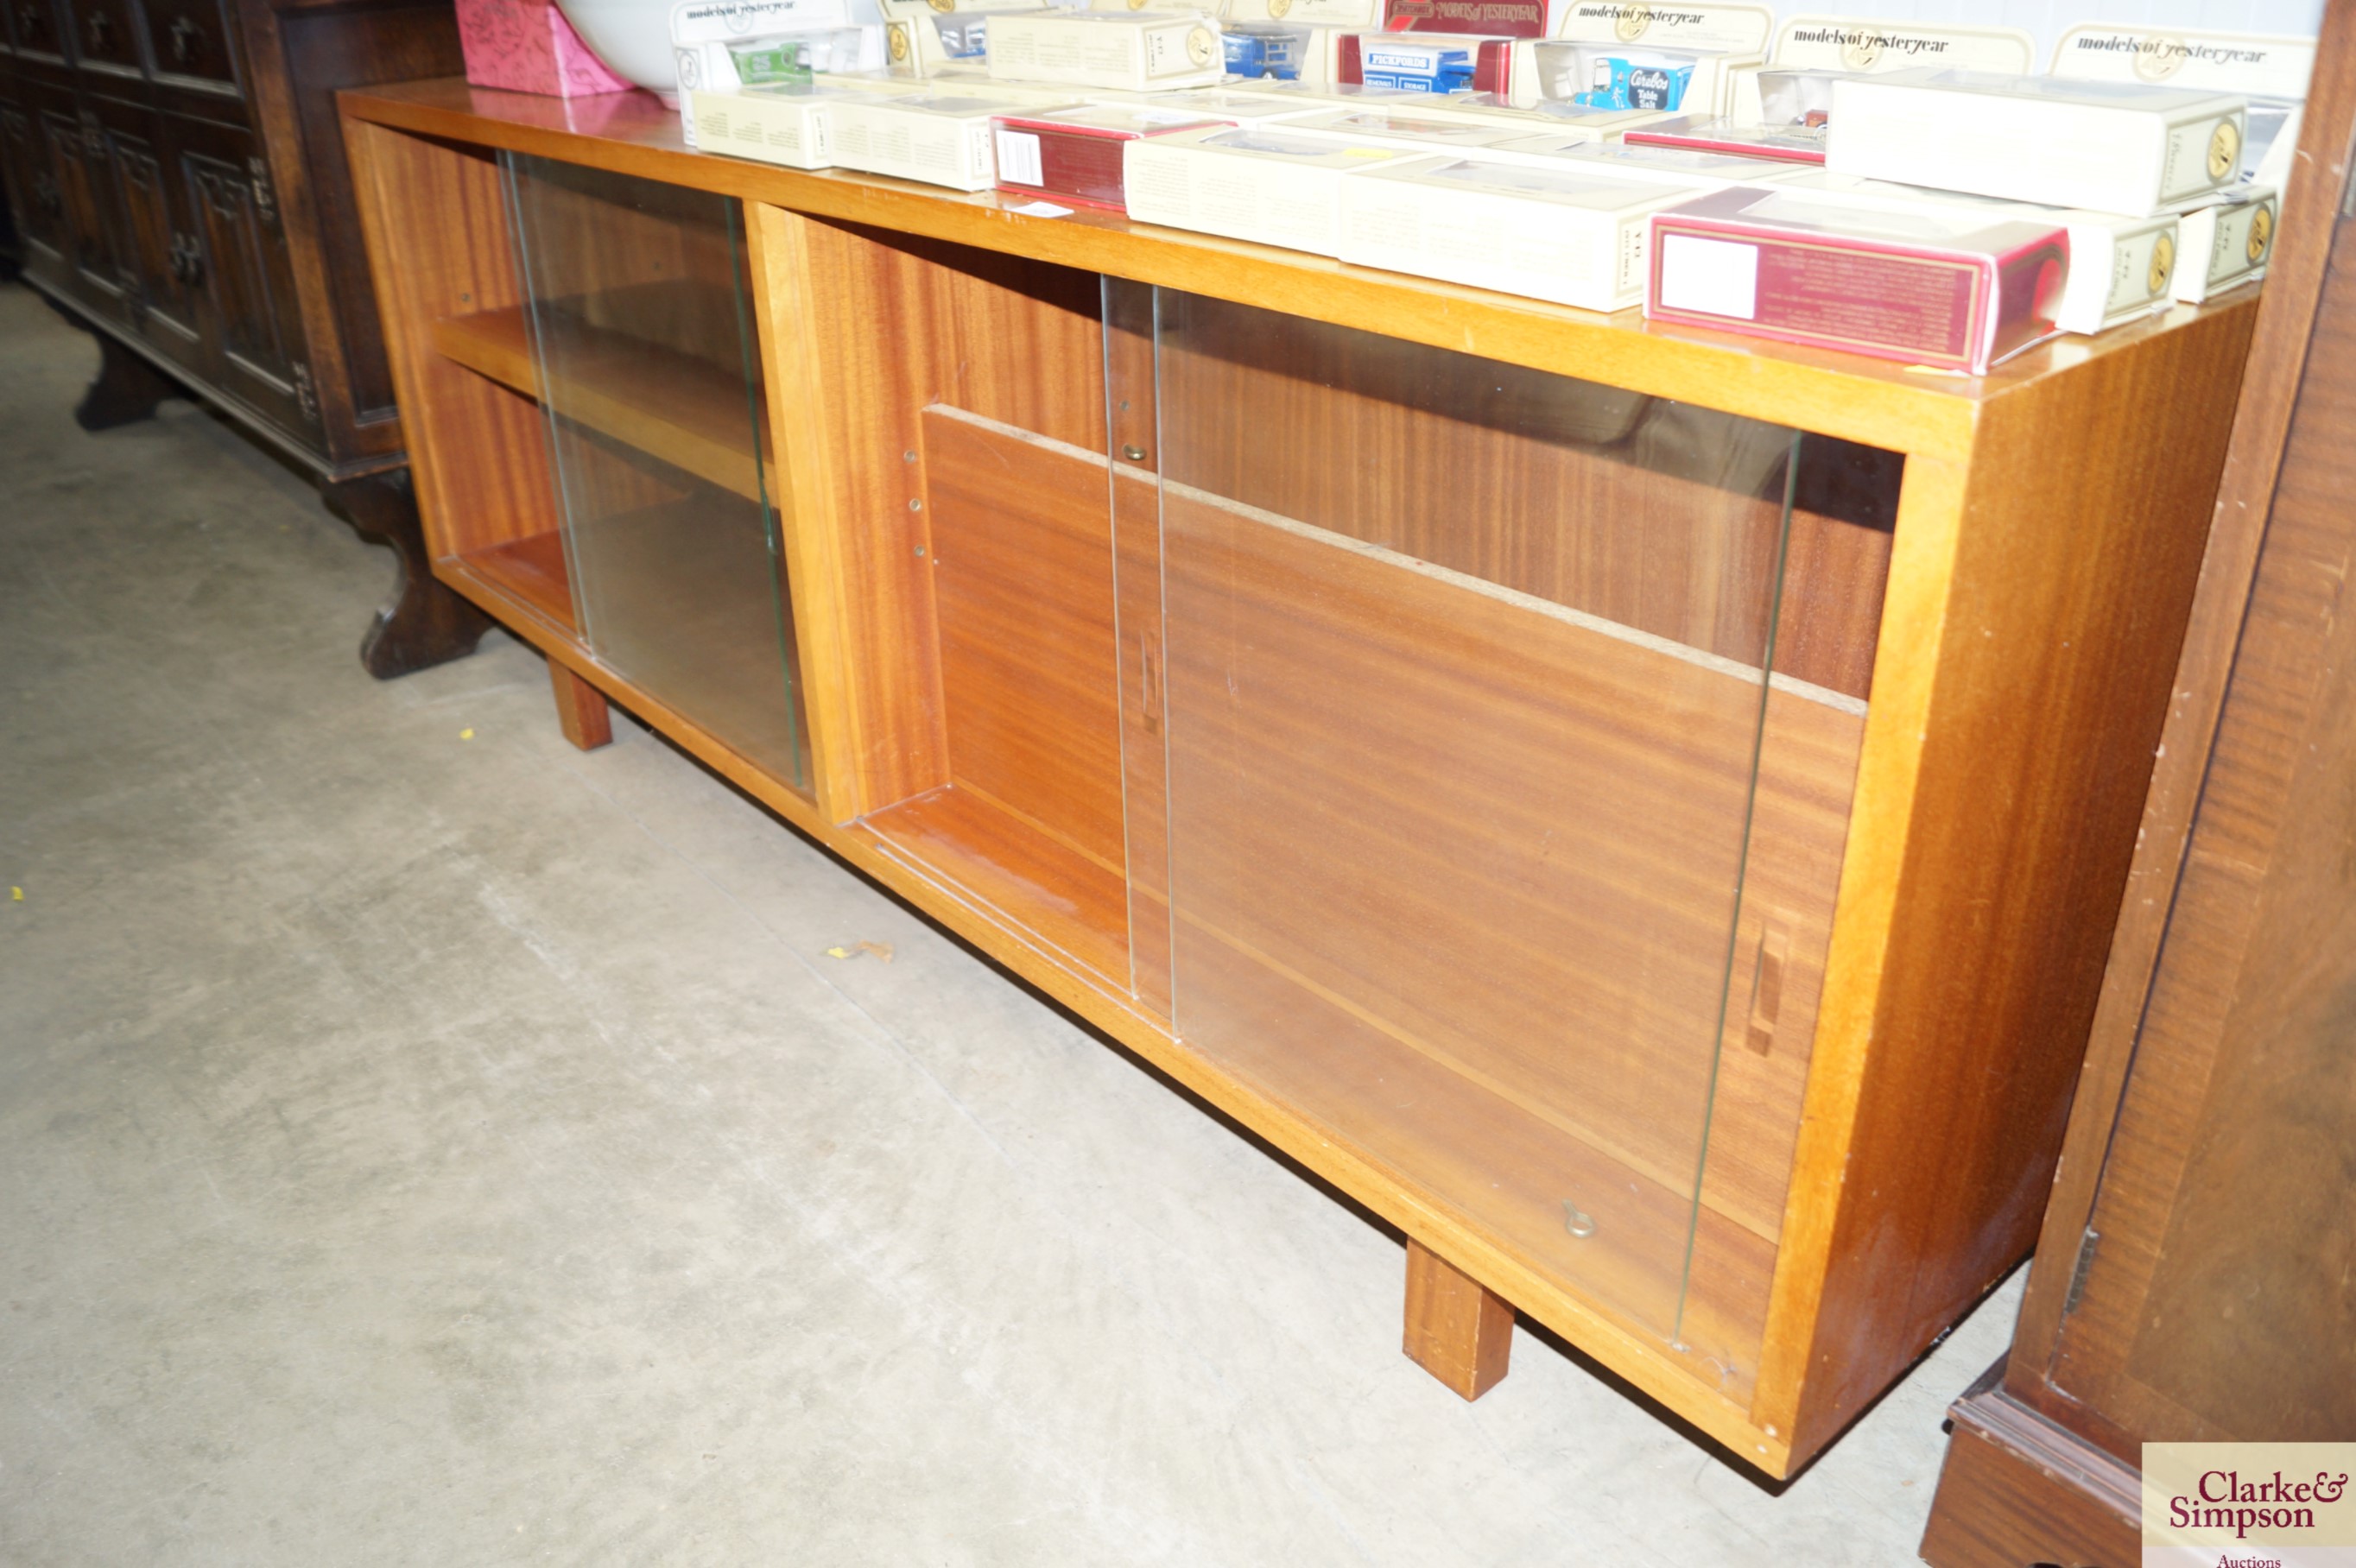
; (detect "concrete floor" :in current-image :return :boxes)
[0,281,2022,1565]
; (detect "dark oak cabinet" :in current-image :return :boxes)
[0,0,493,676]
[1919,3,2356,1562]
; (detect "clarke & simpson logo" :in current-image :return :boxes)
[2144,1444,2356,1568]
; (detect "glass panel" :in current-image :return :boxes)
[503,153,808,792]
[1149,291,1802,1342]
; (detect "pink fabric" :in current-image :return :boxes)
[456,0,636,98]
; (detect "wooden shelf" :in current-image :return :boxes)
[455,531,574,632]
[432,303,770,503]
[863,784,1131,989]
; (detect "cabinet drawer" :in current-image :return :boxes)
[144,0,238,93]
[59,0,141,79]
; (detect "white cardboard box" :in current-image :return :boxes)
[1089,85,1329,123]
[1772,169,2181,334]
[691,83,902,168]
[1338,155,1700,309]
[668,0,869,142]
[1826,69,2249,218]
[875,0,1038,79]
[1269,105,1539,153]
[2176,185,2279,303]
[833,91,1085,188]
[1485,133,1812,187]
[2049,26,2315,193]
[1540,2,1773,117]
[1122,123,1421,251]
[985,9,1226,92]
[1729,16,2033,122]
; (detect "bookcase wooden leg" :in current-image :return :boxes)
[1403,1239,1514,1400]
[550,661,613,751]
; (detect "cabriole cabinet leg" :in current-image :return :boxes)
[1403,1239,1514,1400]
[71,323,179,431]
[550,661,613,751]
[325,468,494,680]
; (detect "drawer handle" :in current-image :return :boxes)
[1138,629,1160,735]
[1120,442,1148,463]
[83,8,111,52]
[1745,916,1791,1056]
[33,169,61,216]
[168,231,205,287]
[18,3,41,40]
[168,14,200,65]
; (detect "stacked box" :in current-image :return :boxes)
[1724,16,2036,122]
[1490,135,1813,187]
[2175,186,2279,303]
[1644,182,2069,373]
[1339,157,1703,310]
[1826,70,2248,217]
[691,83,914,168]
[1122,124,1421,252]
[1772,169,2182,334]
[2049,25,2315,193]
[833,91,1085,189]
[991,103,1232,208]
[1538,2,1773,117]
[1271,106,1536,154]
[985,10,1226,92]
[1092,86,1328,124]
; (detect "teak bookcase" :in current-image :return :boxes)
[339,79,2257,1478]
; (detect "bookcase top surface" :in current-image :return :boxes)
[339,76,2255,460]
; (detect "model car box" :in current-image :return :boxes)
[991,103,1232,208]
[833,91,1086,189]
[1825,70,2249,218]
[1726,16,2033,120]
[1644,182,2070,373]
[873,0,1038,80]
[1534,2,1772,117]
[1487,134,1812,187]
[1087,85,1330,123]
[1329,0,1544,104]
[1338,156,1702,310]
[692,81,919,168]
[2175,184,2279,303]
[1771,169,2180,334]
[1122,123,1422,252]
[2049,26,2315,193]
[1628,16,2033,166]
[669,0,871,143]
[1271,105,1543,154]
[985,9,1227,92]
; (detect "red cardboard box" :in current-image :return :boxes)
[1644,184,2068,373]
[455,0,635,98]
[992,104,1232,211]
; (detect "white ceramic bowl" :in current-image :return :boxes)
[554,0,680,99]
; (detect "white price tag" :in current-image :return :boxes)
[993,128,1045,187]
[1658,234,1759,319]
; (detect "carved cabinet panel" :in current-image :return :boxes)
[84,89,206,373]
[176,111,310,437]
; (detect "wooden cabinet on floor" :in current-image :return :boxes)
[0,0,491,677]
[1920,4,2356,1562]
[337,79,2259,1480]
